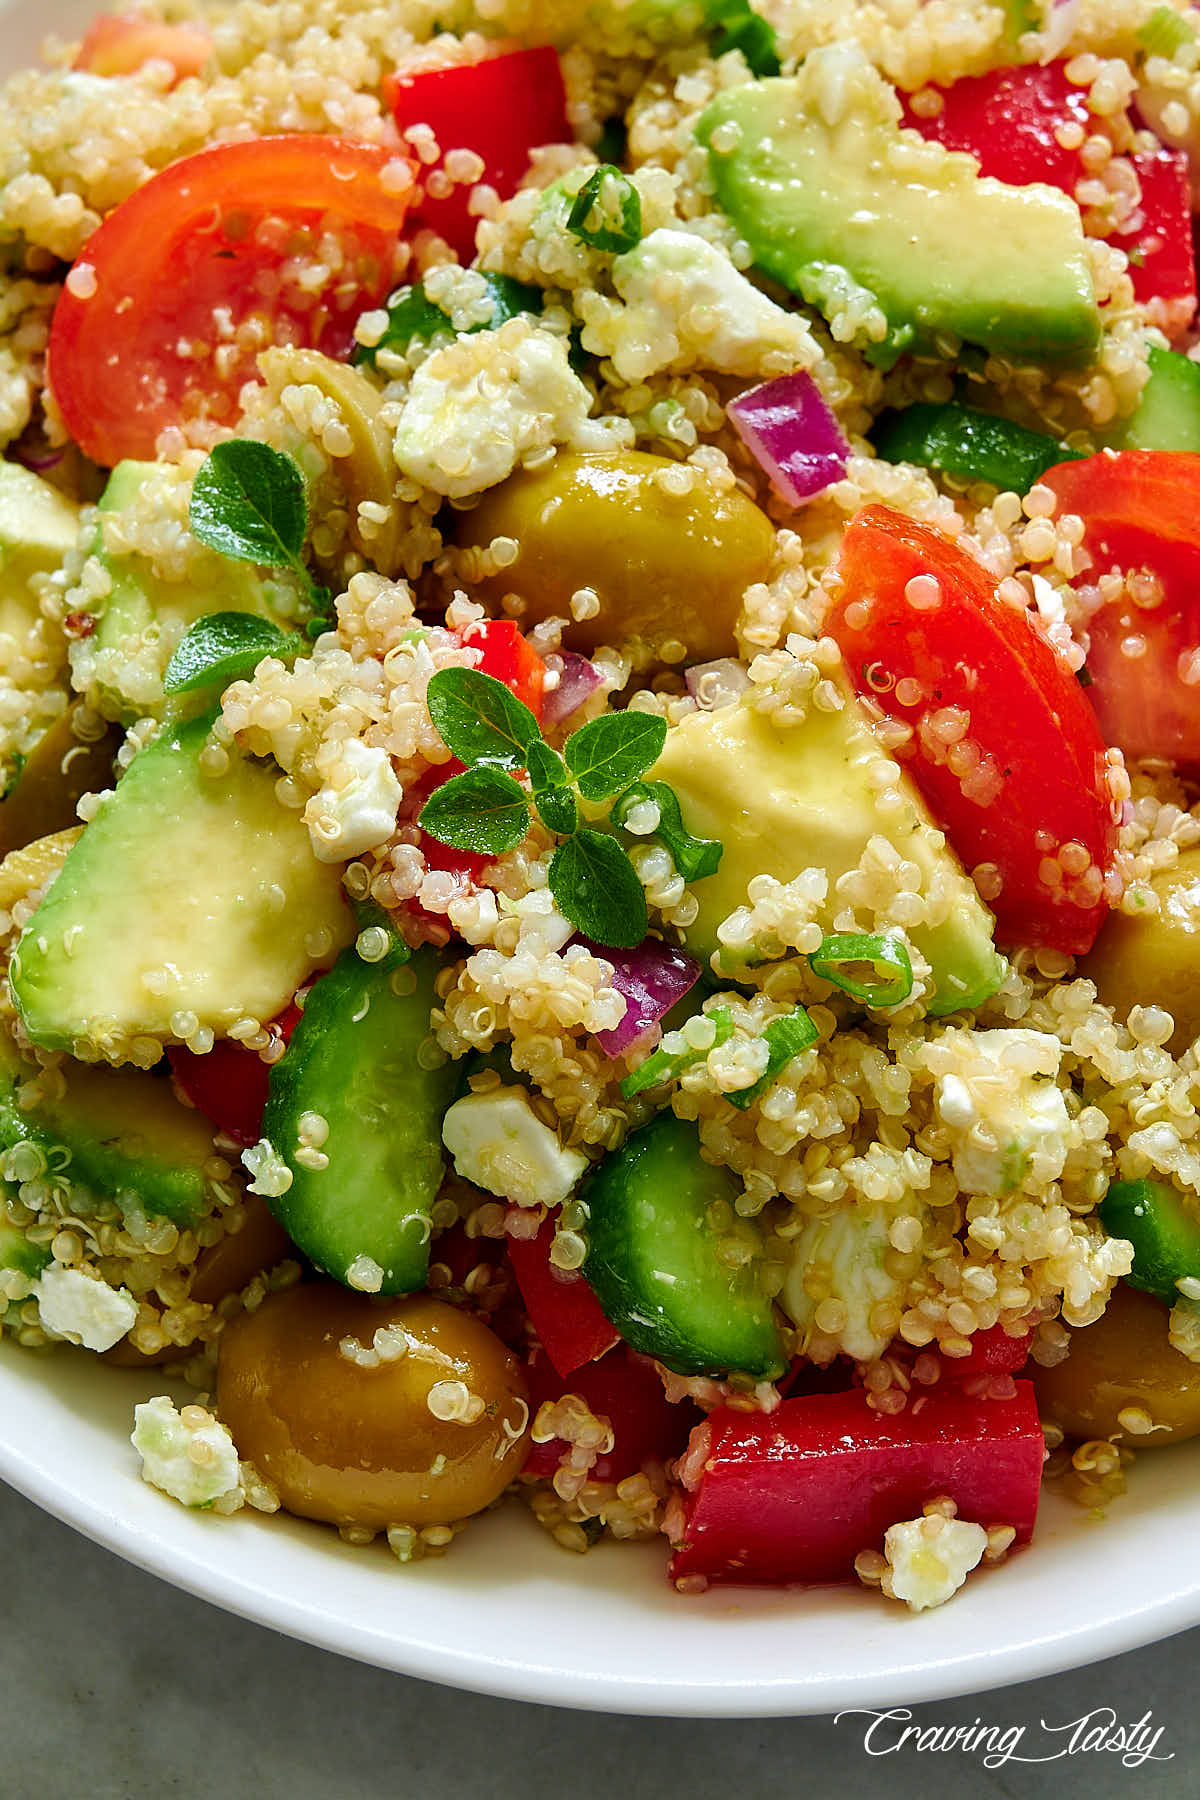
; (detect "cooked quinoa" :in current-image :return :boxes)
[3,0,1200,1613]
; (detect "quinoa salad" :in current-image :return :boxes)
[5,0,1200,1616]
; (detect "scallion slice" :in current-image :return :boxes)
[808,932,914,1008]
[724,1008,819,1110]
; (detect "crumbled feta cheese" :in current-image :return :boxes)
[304,739,402,864]
[583,227,819,382]
[35,1266,137,1352]
[441,1086,587,1208]
[131,1396,242,1509]
[881,1514,988,1612]
[392,317,630,500]
[779,1200,928,1362]
[922,1027,1070,1198]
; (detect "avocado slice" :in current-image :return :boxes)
[0,462,80,658]
[10,710,353,1062]
[650,683,1005,1016]
[74,460,310,721]
[0,1028,228,1229]
[696,49,1100,370]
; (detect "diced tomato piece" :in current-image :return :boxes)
[1114,147,1197,337]
[385,45,569,262]
[906,64,1196,334]
[508,1217,620,1377]
[461,618,547,718]
[522,1345,699,1485]
[48,137,414,466]
[829,505,1118,955]
[1041,450,1200,767]
[74,13,212,82]
[903,61,1091,194]
[167,1004,299,1147]
[669,1383,1044,1587]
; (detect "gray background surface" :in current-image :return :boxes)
[0,1482,1194,1800]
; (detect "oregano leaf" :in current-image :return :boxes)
[189,440,308,572]
[549,829,647,948]
[425,667,542,771]
[418,767,531,855]
[564,711,667,802]
[162,611,305,695]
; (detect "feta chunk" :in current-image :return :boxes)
[586,227,819,382]
[35,1266,137,1352]
[304,738,402,864]
[131,1395,242,1509]
[922,1027,1070,1198]
[441,1086,587,1208]
[392,318,629,500]
[779,1200,927,1363]
[881,1514,988,1612]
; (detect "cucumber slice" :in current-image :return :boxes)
[1108,344,1200,453]
[1100,1177,1200,1303]
[582,1111,786,1379]
[258,942,458,1294]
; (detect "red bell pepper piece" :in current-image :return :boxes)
[937,1323,1032,1383]
[1041,449,1200,768]
[669,1382,1044,1587]
[523,1345,699,1485]
[906,63,1195,336]
[386,46,569,261]
[829,505,1118,955]
[167,1004,299,1147]
[508,1217,619,1377]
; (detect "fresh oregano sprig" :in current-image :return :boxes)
[566,164,642,254]
[189,439,332,626]
[417,667,723,949]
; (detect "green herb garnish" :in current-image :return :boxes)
[619,1008,735,1099]
[1139,4,1195,58]
[163,612,306,696]
[418,668,713,947]
[189,440,329,620]
[724,1008,819,1110]
[705,0,781,75]
[611,780,723,882]
[808,932,914,1008]
[566,165,643,254]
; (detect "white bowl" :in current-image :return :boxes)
[5,0,1200,1717]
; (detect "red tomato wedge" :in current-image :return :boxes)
[385,45,569,261]
[74,13,212,81]
[1042,449,1200,766]
[47,136,414,466]
[828,506,1118,956]
[905,63,1196,336]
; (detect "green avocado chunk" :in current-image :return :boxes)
[649,681,1005,1016]
[257,942,459,1295]
[10,710,352,1062]
[0,461,79,640]
[696,49,1100,369]
[583,1110,786,1379]
[75,460,310,721]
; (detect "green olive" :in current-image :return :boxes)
[1033,1283,1200,1446]
[0,826,81,915]
[216,1284,530,1529]
[0,703,119,858]
[458,450,775,660]
[1082,847,1200,1054]
[258,348,403,576]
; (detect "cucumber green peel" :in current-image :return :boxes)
[1100,1177,1200,1304]
[873,402,1084,493]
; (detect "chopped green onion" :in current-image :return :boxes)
[1139,4,1196,58]
[612,780,723,881]
[619,1007,734,1099]
[725,1008,819,1110]
[705,0,782,75]
[808,933,914,1008]
[566,165,642,254]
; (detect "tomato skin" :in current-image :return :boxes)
[829,506,1117,956]
[385,46,569,261]
[1042,450,1200,766]
[905,64,1195,336]
[48,136,414,466]
[74,13,212,81]
[167,1005,299,1147]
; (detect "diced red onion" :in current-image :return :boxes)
[12,443,65,473]
[727,370,849,508]
[685,658,750,709]
[584,935,701,1058]
[540,651,604,729]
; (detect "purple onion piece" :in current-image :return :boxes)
[728,369,849,508]
[540,651,604,730]
[11,443,65,473]
[584,935,702,1058]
